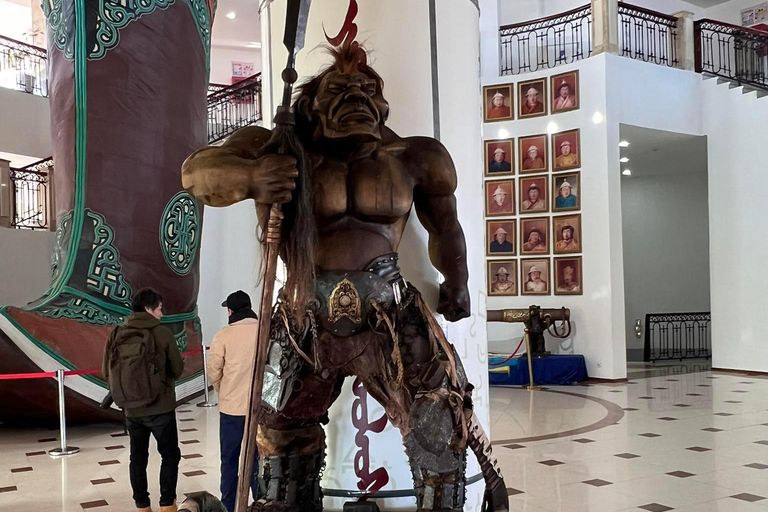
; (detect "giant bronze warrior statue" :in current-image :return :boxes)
[182,43,508,512]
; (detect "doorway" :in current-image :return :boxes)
[619,124,710,364]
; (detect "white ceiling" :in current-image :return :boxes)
[683,0,731,7]
[212,0,261,50]
[619,125,707,178]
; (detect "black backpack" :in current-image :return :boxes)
[107,327,164,409]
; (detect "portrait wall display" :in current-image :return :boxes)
[484,139,514,177]
[553,214,582,254]
[552,129,581,171]
[554,256,583,295]
[518,175,548,215]
[488,260,518,296]
[518,78,547,119]
[487,220,516,256]
[519,217,549,255]
[518,134,548,173]
[486,180,516,217]
[551,70,579,114]
[483,84,514,122]
[552,172,580,212]
[521,258,551,296]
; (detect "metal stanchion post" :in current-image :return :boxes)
[197,346,217,408]
[523,328,541,391]
[49,369,80,457]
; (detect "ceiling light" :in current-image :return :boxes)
[547,122,558,134]
[622,169,632,176]
[619,140,630,148]
[246,41,261,49]
[620,157,629,163]
[226,11,236,19]
[497,128,510,139]
[592,111,604,124]
[0,183,6,187]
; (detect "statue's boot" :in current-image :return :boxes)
[0,0,214,422]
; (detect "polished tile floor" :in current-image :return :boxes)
[3,362,768,511]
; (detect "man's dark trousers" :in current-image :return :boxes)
[220,412,259,512]
[126,411,181,508]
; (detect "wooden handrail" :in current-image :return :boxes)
[618,1,678,24]
[695,18,768,38]
[207,73,262,101]
[499,3,590,32]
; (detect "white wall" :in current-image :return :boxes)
[209,46,262,85]
[484,55,627,379]
[700,0,762,24]
[621,166,710,356]
[0,87,51,159]
[0,227,54,307]
[0,0,32,41]
[197,202,261,346]
[703,77,768,373]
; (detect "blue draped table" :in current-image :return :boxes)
[489,354,587,386]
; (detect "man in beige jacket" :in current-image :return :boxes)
[207,290,259,512]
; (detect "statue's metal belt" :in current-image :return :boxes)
[315,253,406,337]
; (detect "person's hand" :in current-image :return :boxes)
[437,282,471,322]
[249,154,299,205]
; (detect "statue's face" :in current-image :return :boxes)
[312,70,389,142]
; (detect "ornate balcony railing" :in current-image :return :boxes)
[207,73,263,144]
[643,312,711,362]
[0,35,47,97]
[619,2,679,68]
[695,19,768,90]
[9,157,53,230]
[499,4,592,76]
[207,82,229,95]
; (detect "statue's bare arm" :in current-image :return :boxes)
[181,126,297,207]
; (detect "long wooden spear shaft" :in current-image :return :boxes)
[234,1,312,511]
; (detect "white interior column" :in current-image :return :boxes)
[261,0,487,510]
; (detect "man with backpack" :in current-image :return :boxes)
[103,288,185,512]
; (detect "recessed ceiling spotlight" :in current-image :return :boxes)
[619,140,630,148]
[226,11,236,19]
[620,157,629,163]
[622,169,632,176]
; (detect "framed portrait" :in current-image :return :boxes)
[487,220,516,256]
[518,78,547,119]
[486,180,516,217]
[553,214,582,254]
[484,139,514,177]
[519,217,549,256]
[483,84,514,122]
[552,172,581,212]
[554,256,583,295]
[551,70,579,114]
[488,260,518,297]
[518,176,548,215]
[521,258,551,296]
[552,129,581,171]
[518,134,548,174]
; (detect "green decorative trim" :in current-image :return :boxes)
[85,210,133,306]
[160,192,200,276]
[182,0,215,72]
[92,0,175,60]
[174,328,189,353]
[60,286,199,323]
[42,0,75,59]
[51,211,73,283]
[38,294,125,326]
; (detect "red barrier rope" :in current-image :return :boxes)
[0,346,209,380]
[488,337,525,367]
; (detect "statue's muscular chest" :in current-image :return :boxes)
[311,153,415,223]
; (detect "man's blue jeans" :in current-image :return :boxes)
[220,412,259,512]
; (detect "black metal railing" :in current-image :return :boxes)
[619,2,679,68]
[696,19,768,90]
[207,73,263,144]
[0,35,48,96]
[9,157,53,230]
[499,4,592,76]
[643,312,711,362]
[207,82,229,95]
